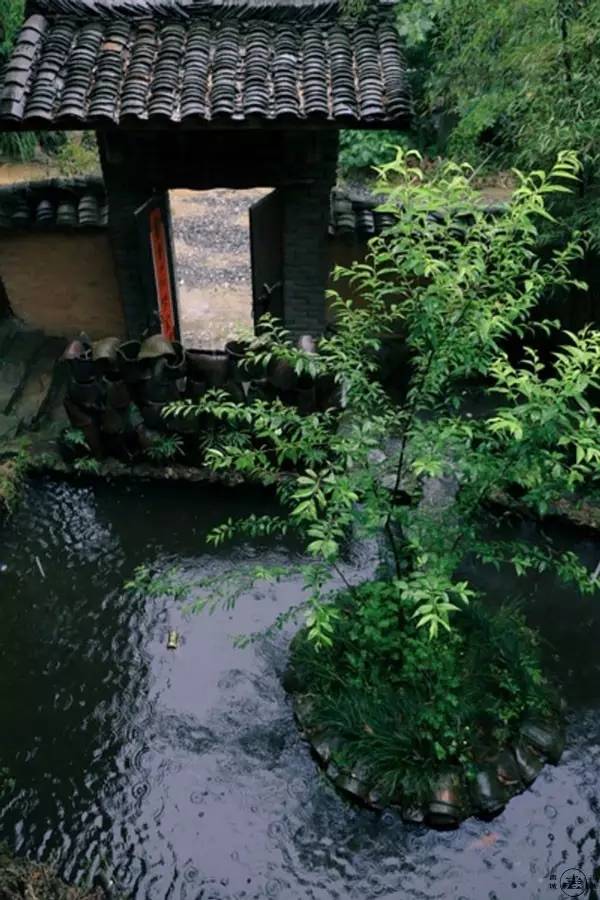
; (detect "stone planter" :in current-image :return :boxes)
[164,341,187,380]
[138,371,183,404]
[139,401,169,432]
[288,684,565,827]
[62,339,95,382]
[117,340,147,384]
[103,375,130,409]
[267,357,297,392]
[138,333,175,362]
[186,350,230,386]
[92,336,121,376]
[225,340,266,382]
[67,377,104,410]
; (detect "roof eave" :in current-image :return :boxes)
[0,114,412,132]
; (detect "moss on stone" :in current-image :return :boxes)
[0,442,29,522]
[0,845,105,900]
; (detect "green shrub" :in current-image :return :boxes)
[289,581,553,801]
[55,133,100,176]
[131,151,598,806]
[338,130,412,177]
[152,150,598,644]
[0,132,36,162]
[145,434,184,463]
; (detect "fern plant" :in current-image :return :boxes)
[145,434,184,463]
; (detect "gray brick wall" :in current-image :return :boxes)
[281,133,338,338]
[281,182,332,337]
[98,134,155,338]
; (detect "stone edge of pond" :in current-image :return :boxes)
[0,446,30,527]
[24,436,249,487]
[8,432,600,533]
[0,845,107,900]
[488,489,600,533]
[290,691,566,829]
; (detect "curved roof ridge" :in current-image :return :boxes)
[0,174,107,230]
[0,174,104,200]
[24,0,373,21]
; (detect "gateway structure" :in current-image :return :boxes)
[0,0,410,340]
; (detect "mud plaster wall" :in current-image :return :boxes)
[0,232,125,339]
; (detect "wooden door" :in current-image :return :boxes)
[249,189,283,326]
[135,193,180,341]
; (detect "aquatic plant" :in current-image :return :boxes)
[133,150,599,813]
[285,583,554,803]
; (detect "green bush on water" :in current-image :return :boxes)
[134,151,599,810]
[286,580,555,804]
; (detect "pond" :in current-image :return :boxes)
[0,478,599,899]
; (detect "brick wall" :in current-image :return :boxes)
[281,181,333,337]
[280,132,338,338]
[98,135,154,338]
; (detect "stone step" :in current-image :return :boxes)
[0,413,19,441]
[0,317,19,357]
[42,354,69,431]
[0,326,47,414]
[11,337,66,430]
[45,386,69,430]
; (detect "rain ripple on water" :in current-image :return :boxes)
[0,479,599,898]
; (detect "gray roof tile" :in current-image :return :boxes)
[1,1,410,127]
[0,177,107,230]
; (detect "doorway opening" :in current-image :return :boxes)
[169,187,275,350]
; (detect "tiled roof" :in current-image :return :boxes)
[0,177,108,230]
[0,0,409,127]
[22,0,395,23]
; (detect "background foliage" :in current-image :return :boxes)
[339,0,600,247]
[338,129,411,176]
[0,0,34,160]
[0,0,23,60]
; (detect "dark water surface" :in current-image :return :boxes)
[1,479,600,899]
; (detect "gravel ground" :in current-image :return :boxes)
[170,187,270,349]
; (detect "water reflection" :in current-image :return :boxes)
[0,478,599,899]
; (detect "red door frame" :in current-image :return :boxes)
[135,193,181,341]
